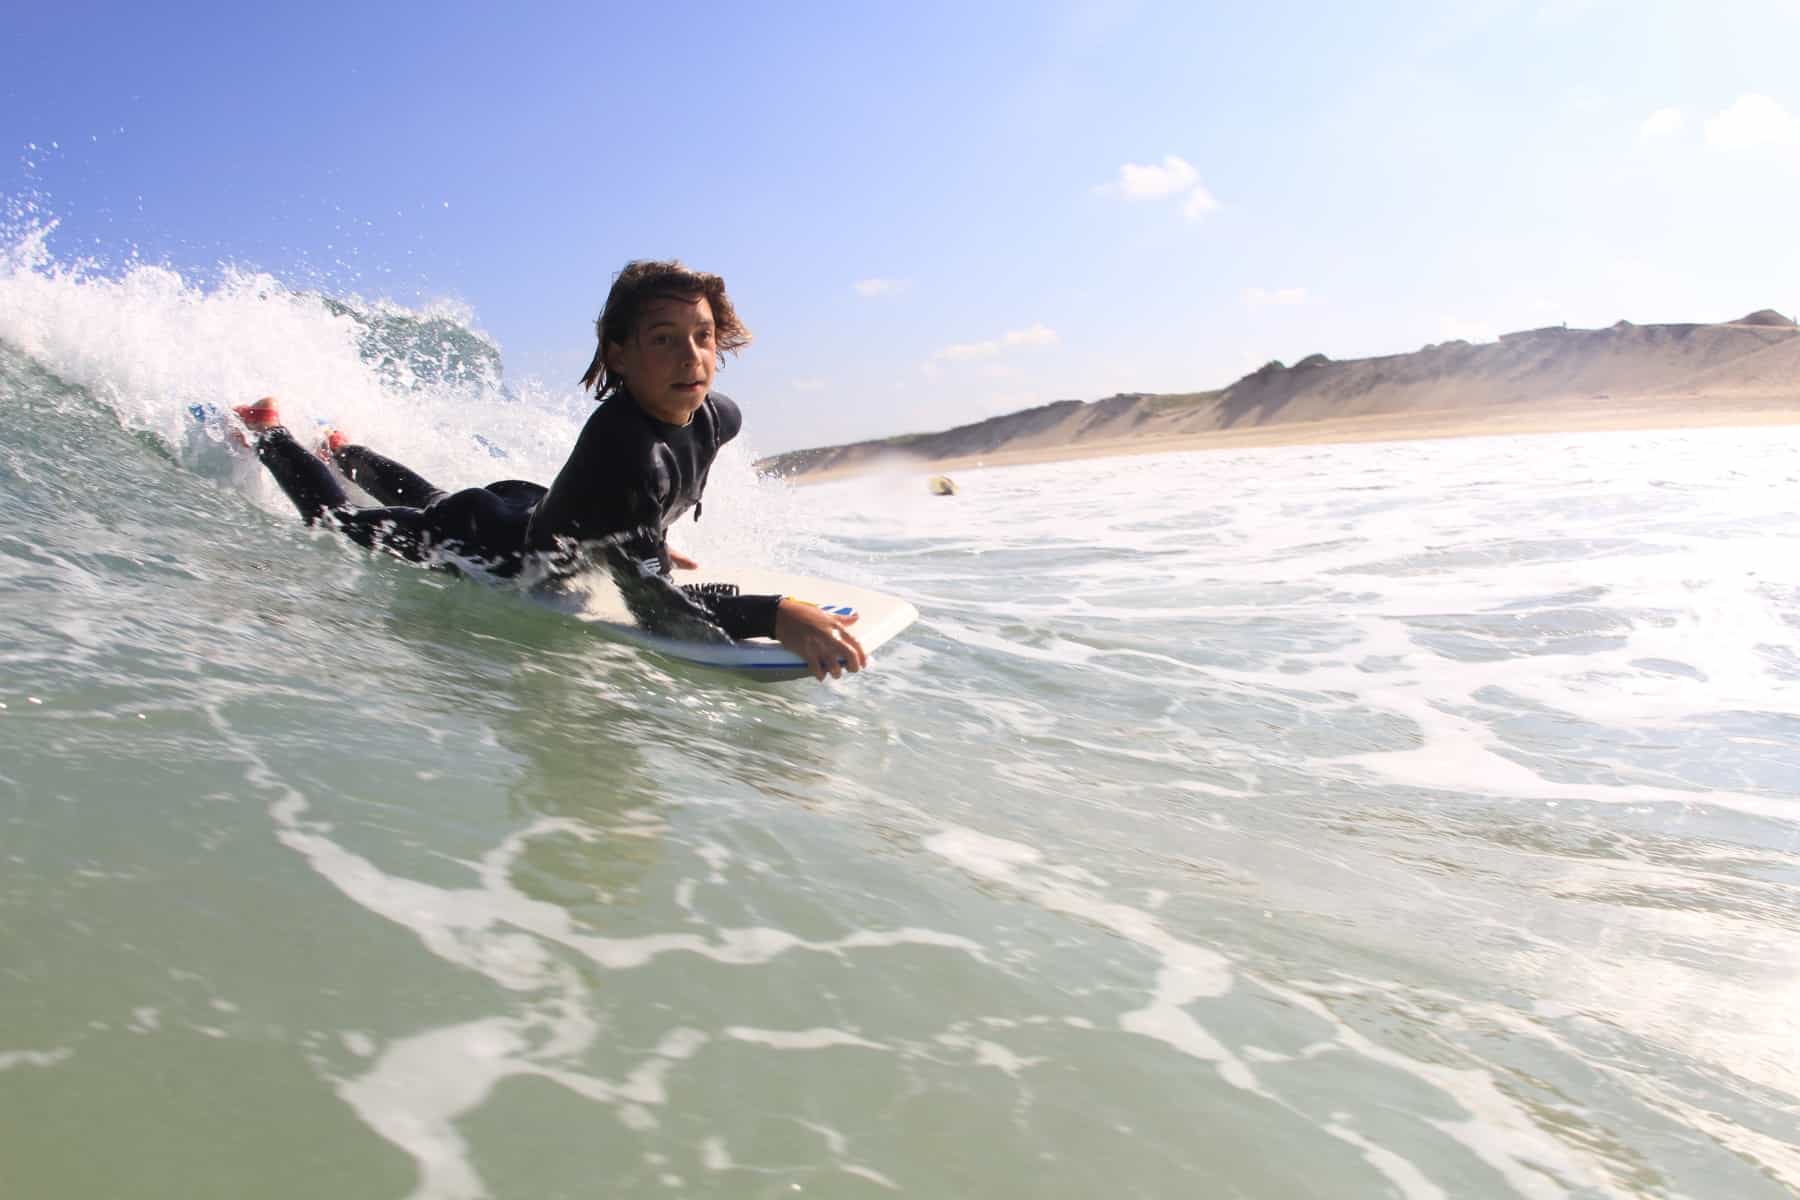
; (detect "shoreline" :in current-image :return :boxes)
[770,401,1800,484]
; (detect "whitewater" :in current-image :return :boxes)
[2,235,1797,1199]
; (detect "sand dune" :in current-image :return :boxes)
[757,310,1800,480]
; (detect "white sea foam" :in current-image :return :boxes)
[724,1026,887,1051]
[0,1047,73,1071]
[924,826,1254,1087]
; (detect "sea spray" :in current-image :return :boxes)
[0,218,809,571]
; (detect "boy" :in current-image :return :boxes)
[238,260,866,681]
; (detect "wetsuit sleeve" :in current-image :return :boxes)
[710,393,743,445]
[693,592,781,641]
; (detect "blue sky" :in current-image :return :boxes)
[6,0,1798,453]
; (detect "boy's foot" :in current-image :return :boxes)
[232,396,282,432]
[315,426,349,462]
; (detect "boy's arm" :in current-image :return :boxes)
[524,415,729,639]
[687,590,782,640]
[525,411,624,555]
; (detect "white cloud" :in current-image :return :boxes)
[1098,154,1221,222]
[853,277,907,298]
[1704,94,1799,151]
[935,323,1058,363]
[1182,185,1220,221]
[1245,287,1308,307]
[924,324,1058,377]
[1638,106,1684,142]
[1102,154,1198,198]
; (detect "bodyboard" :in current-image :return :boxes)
[542,566,918,682]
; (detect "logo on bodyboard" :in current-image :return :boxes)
[792,598,857,618]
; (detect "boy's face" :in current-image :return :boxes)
[610,295,718,425]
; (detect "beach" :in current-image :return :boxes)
[759,313,1800,484]
[781,394,1800,482]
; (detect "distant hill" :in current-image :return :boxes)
[756,310,1800,479]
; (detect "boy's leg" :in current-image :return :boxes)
[251,426,351,524]
[334,506,433,562]
[237,402,523,570]
[243,418,431,563]
[329,443,448,508]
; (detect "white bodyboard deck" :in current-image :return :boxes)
[542,566,918,682]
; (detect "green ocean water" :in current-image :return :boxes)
[3,278,1800,1199]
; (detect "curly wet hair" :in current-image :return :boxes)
[578,260,752,397]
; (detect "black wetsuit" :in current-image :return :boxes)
[251,392,782,640]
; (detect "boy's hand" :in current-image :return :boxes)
[774,598,868,682]
[668,547,699,570]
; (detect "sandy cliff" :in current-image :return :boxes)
[757,310,1800,479]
